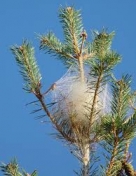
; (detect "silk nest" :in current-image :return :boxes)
[48,65,111,125]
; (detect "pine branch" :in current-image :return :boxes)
[105,123,122,176]
[11,41,42,93]
[59,7,87,82]
[88,49,120,126]
[100,75,134,175]
[0,159,38,176]
[40,32,75,62]
[11,41,76,143]
[59,6,83,57]
[87,31,121,80]
[39,7,87,68]
[111,75,131,119]
[103,51,121,73]
[99,115,123,175]
[91,30,115,59]
[0,159,21,176]
[122,111,136,140]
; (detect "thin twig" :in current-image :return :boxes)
[89,71,103,126]
[79,30,87,55]
[43,83,56,96]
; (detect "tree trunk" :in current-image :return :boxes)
[82,143,90,176]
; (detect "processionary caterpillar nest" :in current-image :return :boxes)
[49,65,111,126]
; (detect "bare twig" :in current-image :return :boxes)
[43,83,56,96]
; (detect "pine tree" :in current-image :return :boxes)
[1,6,136,176]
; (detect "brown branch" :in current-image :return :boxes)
[89,71,103,126]
[33,90,75,143]
[78,56,85,82]
[124,142,130,162]
[79,30,87,56]
[106,125,119,176]
[75,30,87,83]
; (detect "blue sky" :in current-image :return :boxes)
[0,0,136,175]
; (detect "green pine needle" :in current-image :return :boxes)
[40,32,75,64]
[0,158,38,176]
[0,158,21,176]
[122,111,136,140]
[59,6,83,56]
[11,41,42,93]
[111,75,131,119]
[91,30,115,59]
